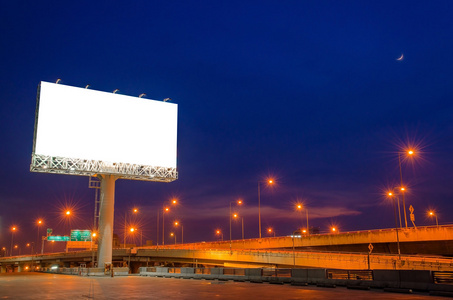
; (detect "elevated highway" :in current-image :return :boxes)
[2,247,453,273]
[2,226,453,272]
[157,225,453,256]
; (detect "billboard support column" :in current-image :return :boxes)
[97,174,117,268]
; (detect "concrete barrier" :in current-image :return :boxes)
[245,268,262,277]
[211,268,223,275]
[137,267,453,293]
[181,267,195,274]
[373,269,434,290]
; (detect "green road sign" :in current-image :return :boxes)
[47,236,70,242]
[70,230,92,241]
[47,228,53,235]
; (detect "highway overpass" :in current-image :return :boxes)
[2,226,453,273]
[156,225,453,256]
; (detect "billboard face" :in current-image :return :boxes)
[31,82,178,181]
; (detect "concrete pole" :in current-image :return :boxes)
[258,182,261,239]
[97,175,117,268]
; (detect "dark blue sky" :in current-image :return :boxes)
[1,1,453,249]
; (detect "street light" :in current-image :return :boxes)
[267,228,276,237]
[36,220,43,254]
[215,229,224,241]
[170,232,176,245]
[174,221,183,244]
[230,199,243,243]
[26,243,34,255]
[159,199,177,245]
[10,226,16,256]
[258,179,274,238]
[387,191,401,256]
[124,207,139,248]
[296,203,309,235]
[428,211,439,227]
[1,247,7,257]
[91,232,97,267]
[398,149,415,228]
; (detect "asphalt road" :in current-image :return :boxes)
[0,273,446,299]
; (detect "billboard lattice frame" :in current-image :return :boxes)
[30,154,177,182]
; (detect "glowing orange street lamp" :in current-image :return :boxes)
[10,226,17,256]
[91,232,97,265]
[428,211,439,227]
[331,227,336,233]
[296,203,309,235]
[216,229,224,241]
[399,149,415,228]
[258,179,274,238]
[229,199,243,243]
[161,199,178,245]
[124,207,140,247]
[170,232,176,244]
[26,243,34,255]
[387,191,401,256]
[174,221,183,244]
[36,219,43,253]
[267,228,276,237]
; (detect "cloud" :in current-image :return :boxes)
[139,202,361,222]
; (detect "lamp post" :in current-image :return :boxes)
[296,204,309,235]
[267,228,276,237]
[26,243,33,255]
[399,150,415,229]
[388,192,401,256]
[124,207,139,248]
[241,217,244,240]
[37,220,43,253]
[428,211,439,227]
[230,213,239,250]
[159,199,177,245]
[174,221,183,244]
[170,232,176,245]
[1,247,7,257]
[91,233,97,267]
[216,230,223,241]
[10,226,16,256]
[230,199,243,242]
[258,179,274,238]
[128,227,137,246]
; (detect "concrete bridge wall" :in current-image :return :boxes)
[151,225,453,255]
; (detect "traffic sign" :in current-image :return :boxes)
[47,228,53,235]
[47,236,70,242]
[409,205,414,214]
[70,230,92,241]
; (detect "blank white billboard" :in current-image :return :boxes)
[33,82,177,172]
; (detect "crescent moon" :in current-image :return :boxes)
[396,54,404,61]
